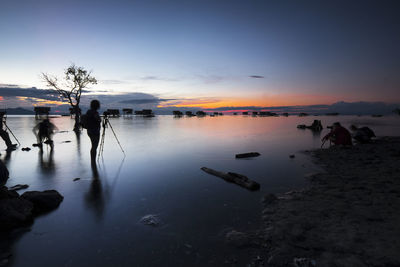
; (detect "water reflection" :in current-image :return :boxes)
[75,131,82,160]
[38,148,55,175]
[2,150,14,166]
[312,129,321,139]
[85,163,105,220]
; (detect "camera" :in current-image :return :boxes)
[103,111,110,116]
[0,111,6,116]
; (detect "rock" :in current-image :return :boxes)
[73,178,80,181]
[21,147,31,151]
[0,252,12,267]
[8,184,29,191]
[235,152,261,158]
[262,193,278,205]
[140,214,161,226]
[0,186,19,200]
[62,140,71,143]
[290,154,295,158]
[0,161,9,187]
[21,190,63,214]
[225,230,251,248]
[293,257,316,267]
[0,196,34,230]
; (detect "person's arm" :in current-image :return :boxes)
[322,128,338,141]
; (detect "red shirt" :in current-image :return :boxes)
[324,126,352,146]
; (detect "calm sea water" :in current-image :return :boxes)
[3,115,400,266]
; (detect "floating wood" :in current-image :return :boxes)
[235,152,260,158]
[201,167,260,191]
[9,184,29,191]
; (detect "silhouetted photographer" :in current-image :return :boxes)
[0,112,18,151]
[33,119,58,149]
[82,100,101,162]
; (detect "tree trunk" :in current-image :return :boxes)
[73,105,81,133]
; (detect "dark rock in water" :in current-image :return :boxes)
[73,178,80,181]
[21,190,63,214]
[0,161,9,187]
[8,184,29,191]
[62,140,71,143]
[235,152,261,158]
[140,214,161,226]
[0,251,12,266]
[21,147,31,151]
[289,155,295,158]
[0,186,34,231]
[297,124,306,129]
[32,143,40,147]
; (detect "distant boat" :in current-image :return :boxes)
[173,110,183,116]
[135,109,155,117]
[123,108,133,115]
[259,111,277,116]
[196,111,206,116]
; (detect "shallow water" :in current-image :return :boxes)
[3,115,400,266]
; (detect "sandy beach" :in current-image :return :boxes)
[257,137,400,266]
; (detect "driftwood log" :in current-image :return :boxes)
[235,152,261,158]
[201,167,260,191]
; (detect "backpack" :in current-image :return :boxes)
[80,114,88,129]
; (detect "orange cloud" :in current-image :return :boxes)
[158,93,340,109]
[16,96,67,106]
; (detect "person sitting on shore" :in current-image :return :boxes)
[0,113,17,151]
[322,122,352,146]
[33,119,58,149]
[350,125,376,144]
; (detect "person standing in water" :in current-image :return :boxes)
[85,100,101,162]
[0,113,17,151]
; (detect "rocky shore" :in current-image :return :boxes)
[258,137,400,266]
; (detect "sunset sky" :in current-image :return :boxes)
[0,0,399,110]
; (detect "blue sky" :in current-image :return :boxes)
[1,0,400,109]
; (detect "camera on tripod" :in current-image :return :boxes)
[103,111,111,116]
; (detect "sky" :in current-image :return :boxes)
[0,0,400,110]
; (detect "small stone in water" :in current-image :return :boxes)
[73,178,80,181]
[140,214,161,226]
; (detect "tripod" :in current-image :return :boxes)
[2,116,21,146]
[98,115,125,159]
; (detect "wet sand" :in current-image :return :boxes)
[259,137,400,266]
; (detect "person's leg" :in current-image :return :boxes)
[89,133,100,161]
[0,129,13,148]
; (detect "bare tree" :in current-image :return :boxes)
[42,64,97,132]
